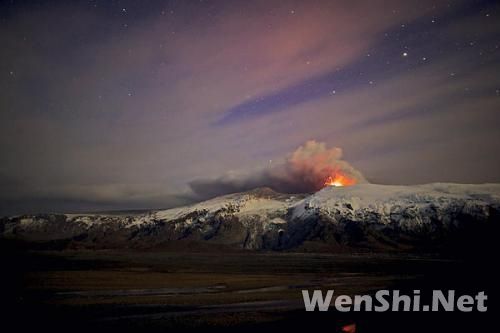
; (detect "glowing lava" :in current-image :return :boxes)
[324,172,357,187]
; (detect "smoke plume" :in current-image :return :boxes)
[189,140,366,199]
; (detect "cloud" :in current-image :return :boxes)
[0,177,195,215]
[1,1,499,215]
[189,140,366,198]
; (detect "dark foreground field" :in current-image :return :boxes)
[2,241,496,333]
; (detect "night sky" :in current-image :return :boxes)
[1,0,500,215]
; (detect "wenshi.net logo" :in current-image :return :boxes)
[302,290,488,312]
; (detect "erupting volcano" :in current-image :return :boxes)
[324,171,357,187]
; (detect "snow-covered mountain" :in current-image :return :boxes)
[1,184,499,252]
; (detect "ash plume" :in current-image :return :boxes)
[189,140,366,199]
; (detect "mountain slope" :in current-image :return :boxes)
[1,184,499,252]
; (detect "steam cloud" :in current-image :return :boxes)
[189,140,367,199]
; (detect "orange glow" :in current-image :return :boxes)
[324,171,357,187]
[340,323,357,333]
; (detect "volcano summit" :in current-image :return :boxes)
[2,183,499,253]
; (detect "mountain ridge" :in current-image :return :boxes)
[1,183,499,252]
